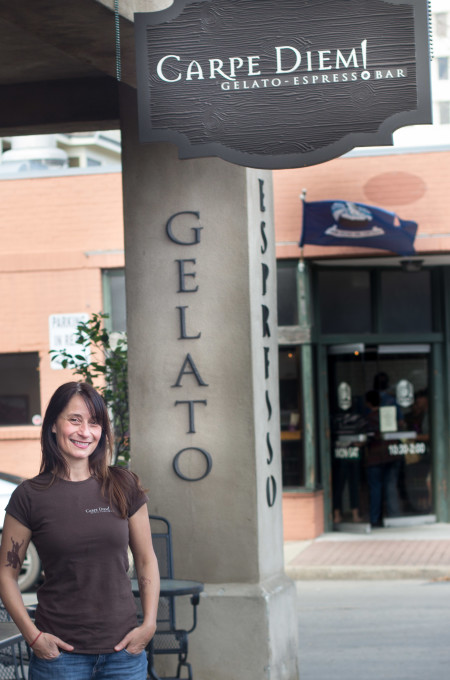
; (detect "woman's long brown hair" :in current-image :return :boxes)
[40,381,142,518]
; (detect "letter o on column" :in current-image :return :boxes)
[266,475,277,507]
[173,447,213,482]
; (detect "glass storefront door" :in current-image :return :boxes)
[328,344,432,526]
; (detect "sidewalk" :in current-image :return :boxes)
[284,521,450,580]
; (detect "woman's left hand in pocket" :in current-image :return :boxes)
[114,623,156,655]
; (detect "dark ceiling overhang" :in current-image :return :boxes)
[0,0,136,134]
[0,78,120,136]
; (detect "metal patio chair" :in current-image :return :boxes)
[132,515,201,680]
[0,603,27,680]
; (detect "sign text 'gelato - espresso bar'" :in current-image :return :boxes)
[135,0,431,169]
[157,40,407,90]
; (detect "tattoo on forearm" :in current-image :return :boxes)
[138,576,152,588]
[6,537,24,569]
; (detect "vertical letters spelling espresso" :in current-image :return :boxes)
[259,179,277,508]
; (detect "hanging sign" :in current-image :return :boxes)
[134,0,431,169]
[337,382,352,411]
[396,379,414,408]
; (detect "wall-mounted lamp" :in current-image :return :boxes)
[400,259,424,272]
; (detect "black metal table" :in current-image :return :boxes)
[131,578,204,680]
[0,622,25,680]
[0,623,22,652]
[131,578,204,598]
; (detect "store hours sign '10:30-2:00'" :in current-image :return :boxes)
[135,0,432,169]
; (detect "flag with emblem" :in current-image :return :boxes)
[300,200,417,256]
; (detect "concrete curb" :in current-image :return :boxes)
[286,565,450,580]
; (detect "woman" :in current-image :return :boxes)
[0,381,160,679]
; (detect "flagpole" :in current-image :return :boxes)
[299,188,307,265]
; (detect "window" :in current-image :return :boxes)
[279,347,304,486]
[277,260,298,326]
[0,353,41,426]
[435,13,448,38]
[438,102,450,125]
[102,269,127,333]
[316,267,433,336]
[380,270,432,333]
[317,270,372,334]
[437,57,449,80]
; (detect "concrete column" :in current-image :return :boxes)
[120,84,300,680]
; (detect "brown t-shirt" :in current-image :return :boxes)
[6,472,147,654]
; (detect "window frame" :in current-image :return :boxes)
[102,268,127,334]
[0,352,41,427]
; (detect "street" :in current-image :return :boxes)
[296,579,450,680]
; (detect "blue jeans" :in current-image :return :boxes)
[366,464,385,525]
[29,649,147,680]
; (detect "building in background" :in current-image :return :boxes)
[275,0,450,539]
[0,132,124,477]
[1,1,449,538]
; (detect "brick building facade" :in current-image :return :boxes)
[274,147,450,537]
[1,144,449,539]
[0,169,124,477]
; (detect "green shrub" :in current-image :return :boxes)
[50,312,129,465]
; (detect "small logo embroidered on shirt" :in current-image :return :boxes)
[85,506,111,514]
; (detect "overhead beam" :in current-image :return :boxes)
[0,1,137,88]
[0,78,120,136]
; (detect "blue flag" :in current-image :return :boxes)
[300,200,417,256]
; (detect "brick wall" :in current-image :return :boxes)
[274,149,450,259]
[0,171,125,478]
[282,491,324,540]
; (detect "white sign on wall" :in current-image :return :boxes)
[379,405,397,433]
[49,313,89,370]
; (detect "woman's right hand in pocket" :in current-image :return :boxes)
[32,632,74,659]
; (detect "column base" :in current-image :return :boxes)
[157,573,300,680]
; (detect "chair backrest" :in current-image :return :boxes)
[149,515,174,579]
[0,600,25,680]
[148,516,178,640]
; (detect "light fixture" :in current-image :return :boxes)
[400,259,424,272]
